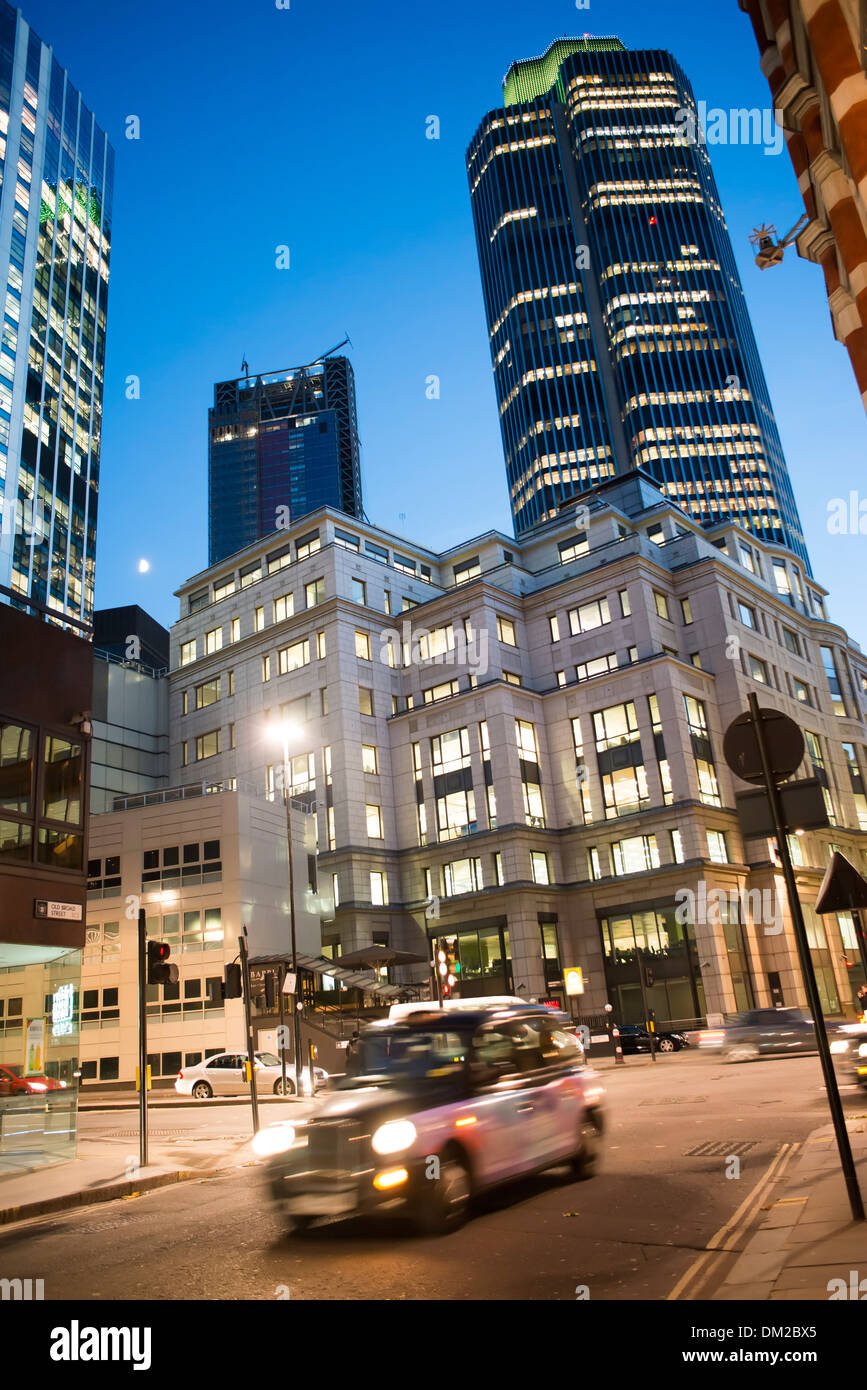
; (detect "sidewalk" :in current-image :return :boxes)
[0,1123,259,1227]
[714,1109,867,1300]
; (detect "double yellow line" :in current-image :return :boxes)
[668,1142,800,1301]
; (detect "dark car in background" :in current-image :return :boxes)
[698,1007,820,1062]
[615,1023,689,1054]
[256,1003,605,1236]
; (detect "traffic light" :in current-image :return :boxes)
[147,939,178,987]
[224,962,243,999]
[644,967,655,989]
[442,939,459,996]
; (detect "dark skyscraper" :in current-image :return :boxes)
[467,37,809,567]
[0,2,113,628]
[208,353,363,565]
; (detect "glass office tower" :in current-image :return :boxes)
[208,354,363,566]
[467,37,809,567]
[0,2,113,629]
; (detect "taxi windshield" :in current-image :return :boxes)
[344,1029,468,1086]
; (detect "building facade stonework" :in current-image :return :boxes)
[739,0,867,412]
[81,788,322,1087]
[159,473,867,1028]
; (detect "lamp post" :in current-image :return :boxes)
[268,721,303,1099]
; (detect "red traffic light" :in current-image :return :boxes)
[147,938,178,985]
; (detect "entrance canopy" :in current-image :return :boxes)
[249,950,411,1001]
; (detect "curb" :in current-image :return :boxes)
[0,1165,235,1229]
[79,1095,309,1113]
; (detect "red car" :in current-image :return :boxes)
[0,1065,65,1096]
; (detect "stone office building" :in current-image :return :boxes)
[164,470,867,1028]
[82,786,323,1088]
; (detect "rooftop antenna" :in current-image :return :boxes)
[241,354,249,376]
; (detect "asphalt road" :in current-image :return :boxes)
[2,1052,863,1302]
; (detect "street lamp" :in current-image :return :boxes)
[267,719,304,1099]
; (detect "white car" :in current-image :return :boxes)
[175,1051,327,1099]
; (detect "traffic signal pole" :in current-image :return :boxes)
[636,946,656,1063]
[278,964,288,1097]
[137,907,148,1170]
[434,939,444,1008]
[747,693,864,1222]
[238,929,259,1135]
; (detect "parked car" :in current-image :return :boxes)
[615,1023,689,1054]
[0,1065,66,1096]
[698,1008,820,1061]
[175,1052,328,1099]
[256,1003,605,1236]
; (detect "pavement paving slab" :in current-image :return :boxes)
[710,1117,867,1303]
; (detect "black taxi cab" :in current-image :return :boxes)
[255,1003,605,1235]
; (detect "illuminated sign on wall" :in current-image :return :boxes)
[52,983,75,1037]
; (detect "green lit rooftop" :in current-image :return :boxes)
[502,36,627,106]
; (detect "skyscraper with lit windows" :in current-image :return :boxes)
[208,353,363,566]
[0,2,113,630]
[467,37,810,567]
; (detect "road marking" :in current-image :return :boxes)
[667,1142,799,1301]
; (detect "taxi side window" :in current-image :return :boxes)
[470,1018,545,1081]
[506,1018,544,1072]
[470,1025,515,1079]
[540,1026,581,1067]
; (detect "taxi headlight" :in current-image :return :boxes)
[831,1040,850,1054]
[859,1043,867,1058]
[371,1120,417,1156]
[252,1124,295,1157]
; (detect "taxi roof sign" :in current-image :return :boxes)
[564,967,584,996]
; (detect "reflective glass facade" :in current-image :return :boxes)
[0,948,81,1174]
[467,38,809,568]
[208,355,363,566]
[0,3,113,628]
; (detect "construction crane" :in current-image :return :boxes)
[298,335,352,371]
[287,335,353,414]
[749,214,809,270]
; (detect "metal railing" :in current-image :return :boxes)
[93,647,168,679]
[112,777,265,811]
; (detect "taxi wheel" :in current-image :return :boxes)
[570,1114,601,1180]
[726,1042,759,1063]
[415,1152,471,1236]
[285,1215,314,1237]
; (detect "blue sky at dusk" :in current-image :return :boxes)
[24,0,867,642]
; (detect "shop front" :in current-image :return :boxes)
[599,905,707,1028]
[426,917,512,998]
